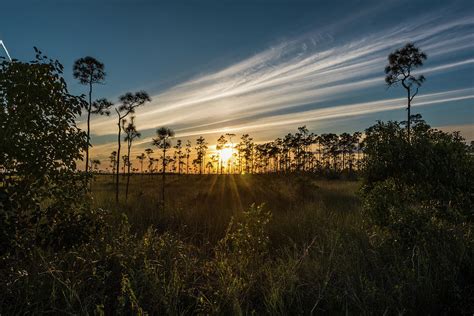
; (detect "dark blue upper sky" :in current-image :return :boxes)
[1,0,473,159]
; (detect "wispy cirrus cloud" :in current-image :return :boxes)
[86,12,474,160]
[90,88,474,162]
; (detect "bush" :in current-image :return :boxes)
[360,118,474,313]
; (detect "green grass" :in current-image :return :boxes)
[5,174,469,314]
[86,174,375,313]
[91,174,362,247]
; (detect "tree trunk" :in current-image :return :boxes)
[162,148,166,210]
[125,141,132,200]
[407,87,411,141]
[85,80,92,174]
[115,121,121,203]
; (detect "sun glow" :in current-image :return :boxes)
[219,147,233,163]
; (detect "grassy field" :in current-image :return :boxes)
[88,174,376,313]
[92,174,362,247]
[5,173,470,314]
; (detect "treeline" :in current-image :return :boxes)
[70,54,362,179]
[106,127,363,176]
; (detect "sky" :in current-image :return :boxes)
[1,0,473,163]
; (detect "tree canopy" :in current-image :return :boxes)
[0,49,87,189]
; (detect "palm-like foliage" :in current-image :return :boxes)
[153,127,175,209]
[73,56,105,85]
[91,98,113,116]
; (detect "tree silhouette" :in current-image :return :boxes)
[385,43,427,140]
[91,98,113,116]
[185,140,192,174]
[123,116,141,200]
[72,56,108,173]
[174,139,184,175]
[339,132,352,171]
[136,153,146,174]
[121,155,128,175]
[239,134,254,173]
[114,91,150,202]
[108,151,117,183]
[91,159,101,172]
[282,134,293,172]
[216,135,227,174]
[206,161,213,174]
[351,131,362,172]
[195,136,208,175]
[145,148,154,173]
[225,133,236,173]
[153,127,175,209]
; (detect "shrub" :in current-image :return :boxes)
[360,117,474,313]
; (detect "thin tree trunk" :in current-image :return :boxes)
[115,121,121,203]
[407,87,411,141]
[162,148,166,210]
[85,79,92,174]
[125,141,132,200]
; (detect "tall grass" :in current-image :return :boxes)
[91,174,361,246]
[3,174,471,314]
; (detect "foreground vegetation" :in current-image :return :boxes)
[3,169,473,314]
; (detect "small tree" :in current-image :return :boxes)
[91,159,101,172]
[73,56,109,173]
[216,135,227,174]
[121,155,128,175]
[123,116,141,200]
[153,127,175,209]
[195,136,208,175]
[385,43,427,140]
[185,140,192,174]
[226,133,236,173]
[114,91,150,202]
[136,153,146,174]
[109,151,117,182]
[174,139,184,175]
[206,161,213,174]
[0,48,87,202]
[145,148,154,173]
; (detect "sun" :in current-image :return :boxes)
[219,147,233,163]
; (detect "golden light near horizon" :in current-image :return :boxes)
[219,147,233,163]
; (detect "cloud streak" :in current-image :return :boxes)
[86,12,474,160]
[90,88,474,162]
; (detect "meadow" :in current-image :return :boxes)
[88,174,378,314]
[92,174,361,246]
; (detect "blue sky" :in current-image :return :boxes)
[1,0,473,160]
